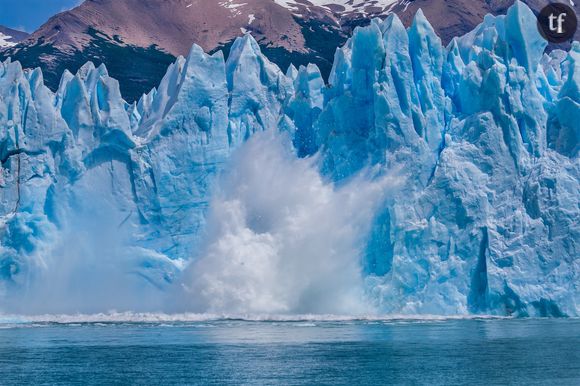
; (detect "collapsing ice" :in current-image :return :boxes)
[0,1,578,316]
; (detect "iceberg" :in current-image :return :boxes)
[0,1,578,316]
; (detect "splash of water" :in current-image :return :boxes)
[175,132,397,315]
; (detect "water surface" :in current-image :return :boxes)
[0,318,578,385]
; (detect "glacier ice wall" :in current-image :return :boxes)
[0,1,578,316]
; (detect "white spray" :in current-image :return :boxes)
[175,132,397,315]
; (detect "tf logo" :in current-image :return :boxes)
[537,3,578,43]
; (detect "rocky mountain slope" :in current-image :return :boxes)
[0,0,577,101]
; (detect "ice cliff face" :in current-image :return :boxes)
[329,4,579,316]
[0,1,578,316]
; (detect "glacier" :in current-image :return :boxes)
[0,1,578,316]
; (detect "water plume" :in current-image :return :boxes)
[176,132,398,315]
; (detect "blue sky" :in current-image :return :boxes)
[0,0,82,32]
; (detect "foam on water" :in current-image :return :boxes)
[0,311,510,326]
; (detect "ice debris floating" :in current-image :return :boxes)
[0,1,578,316]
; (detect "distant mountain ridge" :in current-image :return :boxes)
[0,0,576,101]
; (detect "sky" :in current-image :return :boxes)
[0,0,82,32]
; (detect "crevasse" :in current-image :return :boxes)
[0,1,578,316]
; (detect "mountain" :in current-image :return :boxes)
[0,26,29,48]
[0,2,578,315]
[1,0,575,102]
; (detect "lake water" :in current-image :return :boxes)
[0,317,578,385]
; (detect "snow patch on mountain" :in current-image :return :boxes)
[0,32,18,48]
[273,0,400,14]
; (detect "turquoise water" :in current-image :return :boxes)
[0,318,578,385]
